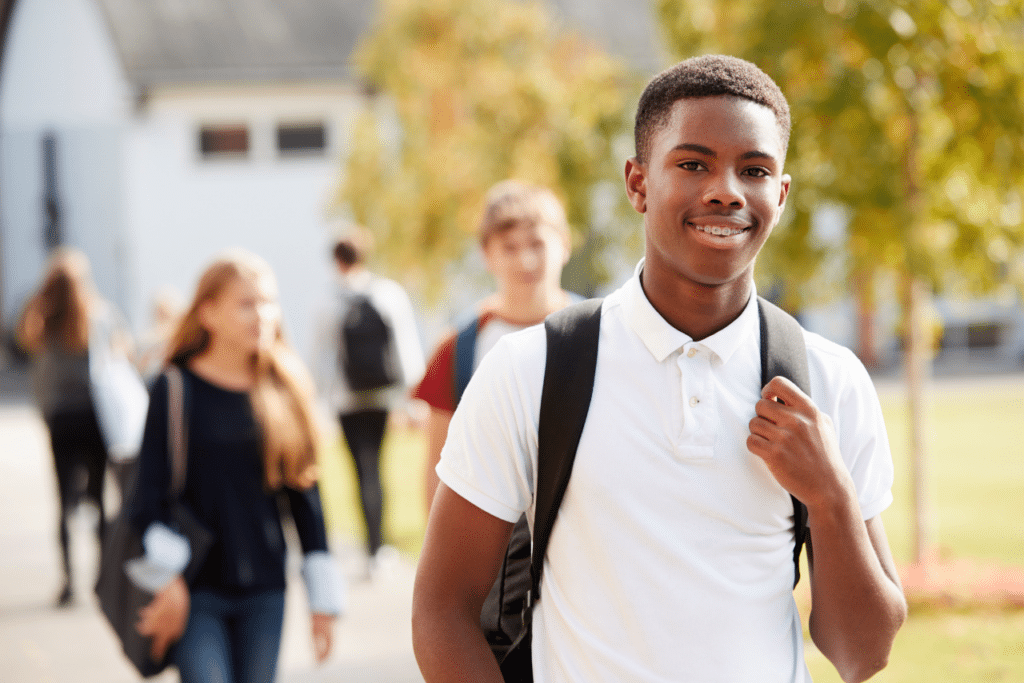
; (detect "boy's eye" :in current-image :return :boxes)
[744,167,770,178]
[678,161,703,171]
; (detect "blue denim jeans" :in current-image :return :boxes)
[174,589,286,683]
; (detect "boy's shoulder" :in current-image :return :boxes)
[799,327,881,404]
[800,327,864,369]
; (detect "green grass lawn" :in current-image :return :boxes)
[317,379,1024,682]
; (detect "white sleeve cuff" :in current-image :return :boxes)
[124,522,190,593]
[301,551,346,616]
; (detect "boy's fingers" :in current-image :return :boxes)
[761,375,810,407]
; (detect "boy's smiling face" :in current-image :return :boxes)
[626,95,790,292]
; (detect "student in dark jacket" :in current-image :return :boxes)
[16,247,135,607]
[130,249,344,683]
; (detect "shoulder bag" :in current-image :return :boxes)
[94,365,213,677]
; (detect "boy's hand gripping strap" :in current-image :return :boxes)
[757,296,811,586]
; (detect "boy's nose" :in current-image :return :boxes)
[702,173,745,207]
[518,250,540,271]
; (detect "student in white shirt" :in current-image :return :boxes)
[411,55,907,683]
[312,231,425,563]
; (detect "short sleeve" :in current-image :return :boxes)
[807,338,895,523]
[412,333,457,412]
[435,330,545,524]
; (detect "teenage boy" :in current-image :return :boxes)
[412,55,906,683]
[312,231,424,565]
[414,180,576,511]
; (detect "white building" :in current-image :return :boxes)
[0,0,374,357]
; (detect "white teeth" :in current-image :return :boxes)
[693,224,745,236]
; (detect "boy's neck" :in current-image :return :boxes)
[488,285,569,326]
[640,270,754,341]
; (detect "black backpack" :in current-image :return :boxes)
[467,297,812,683]
[340,292,399,391]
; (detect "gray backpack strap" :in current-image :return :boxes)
[757,296,811,586]
[163,365,190,498]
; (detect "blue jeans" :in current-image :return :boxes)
[174,589,286,683]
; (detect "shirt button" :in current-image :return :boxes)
[689,396,700,407]
[687,348,697,358]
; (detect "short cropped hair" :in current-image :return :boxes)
[478,180,570,247]
[634,54,791,163]
[333,238,364,267]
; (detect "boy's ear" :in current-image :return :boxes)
[624,158,647,213]
[778,173,792,209]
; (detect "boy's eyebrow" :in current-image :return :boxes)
[739,150,778,163]
[673,143,716,157]
[672,144,779,164]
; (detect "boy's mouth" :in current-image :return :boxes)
[686,219,752,238]
[691,223,749,236]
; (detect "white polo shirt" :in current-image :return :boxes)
[438,262,894,683]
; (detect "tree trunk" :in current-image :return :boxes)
[903,273,935,565]
[853,268,879,369]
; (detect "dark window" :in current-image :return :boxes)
[967,322,1002,349]
[277,123,326,155]
[938,322,1005,349]
[199,125,249,157]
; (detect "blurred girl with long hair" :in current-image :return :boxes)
[129,249,343,683]
[17,247,127,606]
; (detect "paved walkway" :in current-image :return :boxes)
[0,399,424,683]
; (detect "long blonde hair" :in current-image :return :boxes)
[166,250,320,490]
[19,248,93,354]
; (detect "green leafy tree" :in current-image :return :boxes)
[656,0,1024,563]
[333,0,635,300]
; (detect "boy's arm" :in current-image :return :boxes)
[748,376,907,683]
[806,512,905,683]
[413,483,514,683]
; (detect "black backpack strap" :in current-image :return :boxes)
[757,296,811,586]
[530,298,603,601]
[453,316,480,406]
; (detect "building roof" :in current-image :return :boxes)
[95,0,666,88]
[95,0,374,86]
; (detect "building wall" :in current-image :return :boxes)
[0,0,368,359]
[0,0,131,328]
[124,82,366,358]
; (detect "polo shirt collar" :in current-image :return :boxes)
[622,260,759,365]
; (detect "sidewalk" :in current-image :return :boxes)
[0,400,423,683]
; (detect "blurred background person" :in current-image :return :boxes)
[414,180,577,513]
[129,249,345,683]
[312,228,425,574]
[136,285,185,384]
[15,247,143,607]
